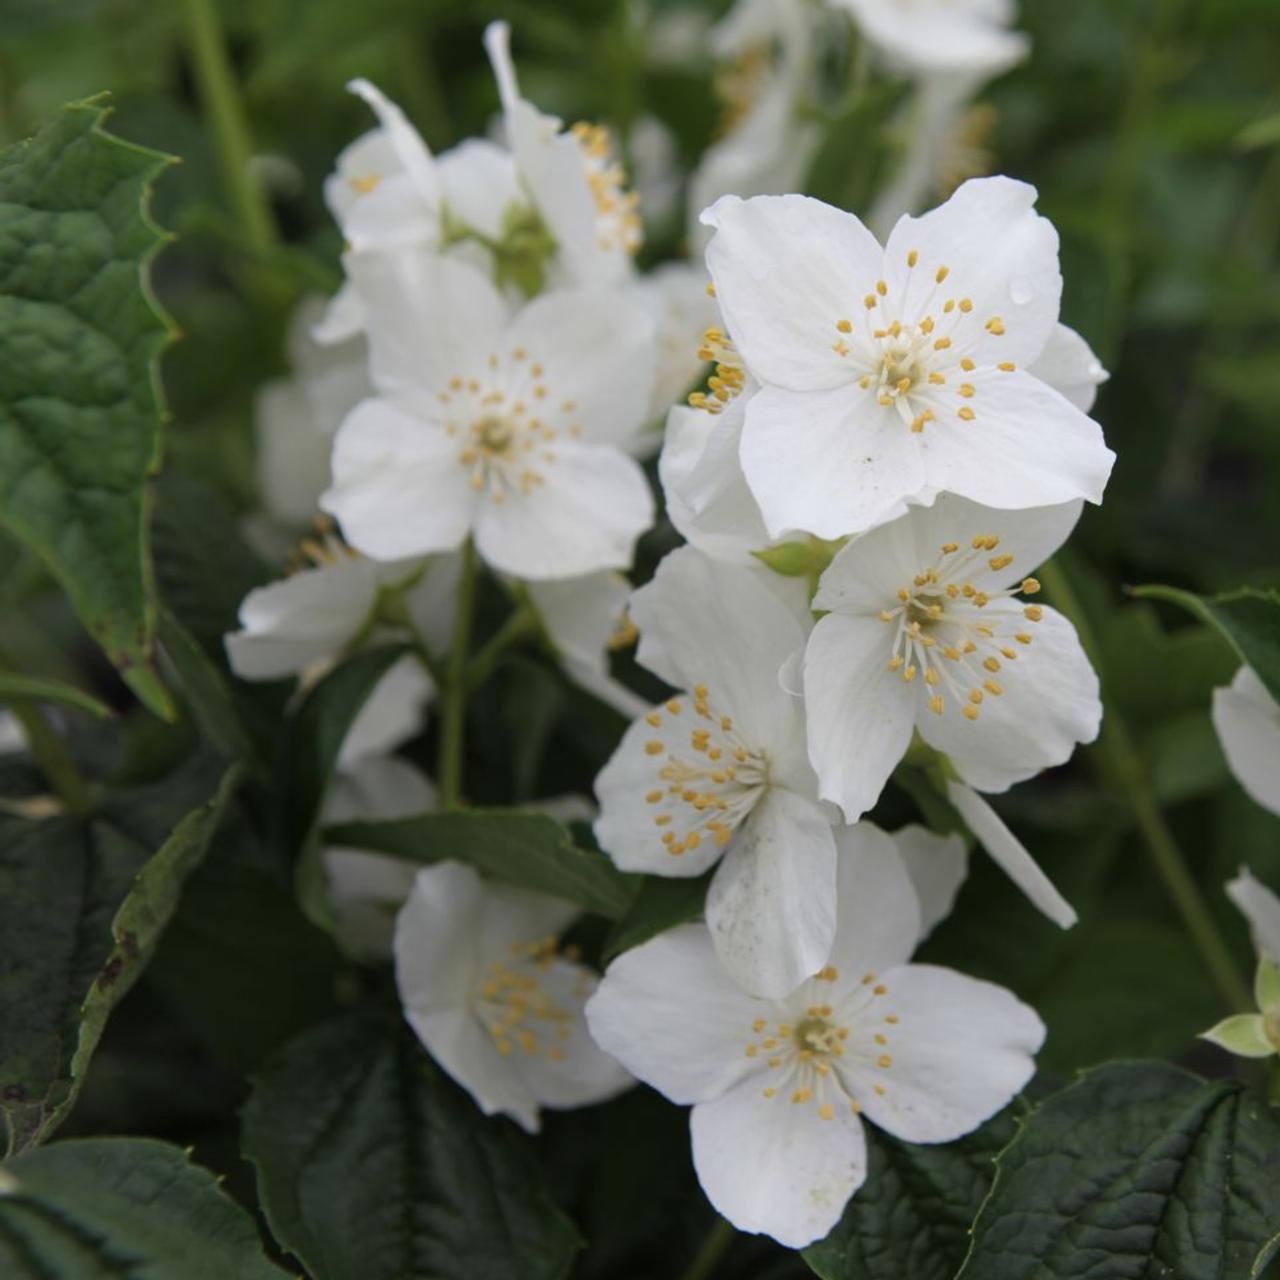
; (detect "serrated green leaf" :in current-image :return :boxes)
[803,1107,1018,1280]
[0,98,177,718]
[957,1061,1280,1280]
[601,872,711,964]
[0,1137,289,1278]
[325,809,638,919]
[1133,584,1280,703]
[0,669,112,718]
[0,766,241,1155]
[241,1008,581,1280]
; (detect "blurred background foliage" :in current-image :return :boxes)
[1,0,1279,1274]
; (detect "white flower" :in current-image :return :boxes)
[324,755,437,958]
[831,0,1028,78]
[594,546,837,998]
[256,297,371,528]
[1226,866,1280,967]
[1029,323,1110,414]
[394,861,631,1132]
[803,494,1098,925]
[1212,667,1280,818]
[701,178,1116,538]
[1201,867,1280,1060]
[484,21,641,289]
[316,80,522,343]
[585,821,1043,1247]
[686,0,821,254]
[320,252,655,580]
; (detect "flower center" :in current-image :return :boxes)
[476,934,576,1062]
[744,967,902,1120]
[441,349,586,503]
[830,249,1018,432]
[687,327,746,415]
[570,121,643,256]
[878,534,1044,720]
[641,683,769,857]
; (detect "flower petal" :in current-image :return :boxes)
[836,0,1027,75]
[840,962,1043,1144]
[337,654,433,767]
[322,399,475,561]
[347,79,442,209]
[472,443,653,580]
[503,289,656,448]
[946,781,1077,927]
[826,821,924,978]
[702,193,884,392]
[1028,323,1109,413]
[803,614,914,820]
[883,176,1058,369]
[584,923,765,1104]
[438,138,520,242]
[919,367,1114,510]
[890,824,969,938]
[345,252,509,397]
[1226,865,1280,966]
[919,602,1101,793]
[1212,667,1280,819]
[629,545,810,751]
[225,556,378,680]
[690,1071,868,1248]
[705,788,839,998]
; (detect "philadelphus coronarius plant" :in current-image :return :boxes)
[1212,666,1280,818]
[586,824,1043,1247]
[702,177,1115,539]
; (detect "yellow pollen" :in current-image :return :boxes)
[876,280,888,296]
[819,1104,835,1121]
[907,249,919,267]
[877,1054,893,1068]
[1021,577,1041,594]
[936,266,950,283]
[1025,605,1043,621]
[999,361,1016,372]
[836,318,852,333]
[963,705,980,720]
[989,554,1014,570]
[986,317,1006,335]
[958,406,976,421]
[934,337,952,350]
[645,741,664,755]
[959,298,973,312]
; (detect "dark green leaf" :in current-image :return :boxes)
[0,766,241,1155]
[957,1061,1280,1280]
[325,809,638,919]
[0,1137,289,1278]
[804,1107,1018,1280]
[602,872,711,964]
[0,670,112,718]
[0,98,176,718]
[242,1008,581,1280]
[1132,584,1280,704]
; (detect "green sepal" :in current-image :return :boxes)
[1200,1013,1276,1059]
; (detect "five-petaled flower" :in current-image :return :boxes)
[586,822,1043,1247]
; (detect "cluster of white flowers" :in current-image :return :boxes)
[221,3,1141,1254]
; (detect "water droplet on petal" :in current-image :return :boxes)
[1009,277,1033,306]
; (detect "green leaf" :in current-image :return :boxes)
[325,809,638,920]
[601,872,711,965]
[0,670,112,719]
[0,98,177,718]
[957,1061,1280,1280]
[241,1008,581,1280]
[0,766,241,1155]
[803,1107,1018,1280]
[1132,584,1280,703]
[0,1137,289,1278]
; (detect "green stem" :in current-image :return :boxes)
[7,702,93,815]
[1039,558,1251,1012]
[180,0,278,252]
[465,606,538,694]
[679,1219,736,1280]
[437,541,477,809]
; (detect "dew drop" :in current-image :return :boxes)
[1009,277,1033,306]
